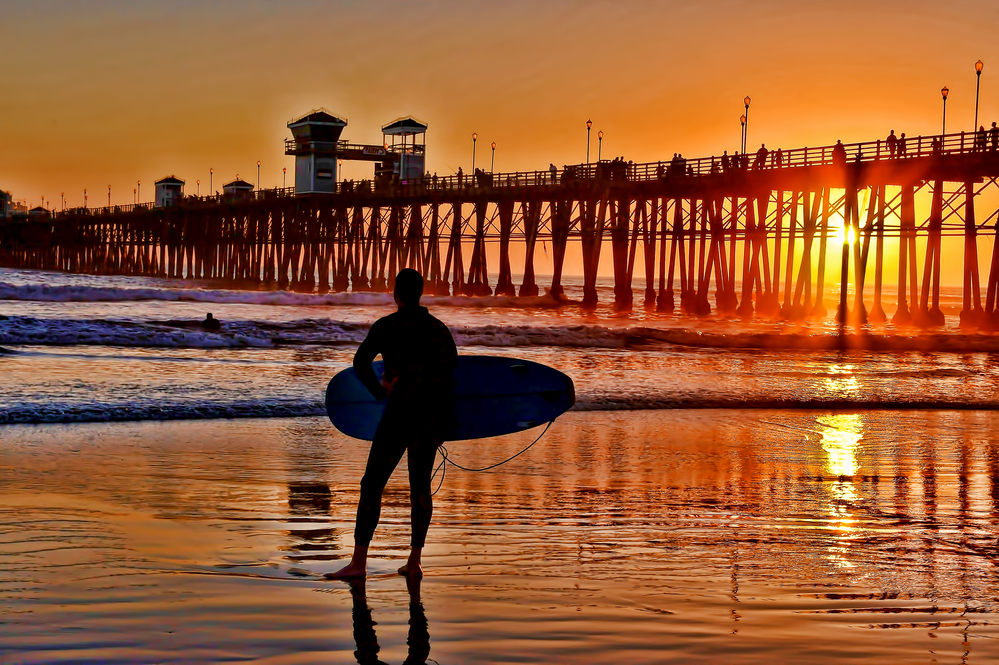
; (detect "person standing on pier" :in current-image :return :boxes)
[832,140,847,168]
[989,123,999,151]
[753,144,768,170]
[329,268,457,580]
[886,130,898,158]
[898,133,908,158]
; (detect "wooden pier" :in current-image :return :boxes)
[4,130,999,328]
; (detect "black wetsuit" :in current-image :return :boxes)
[352,305,457,549]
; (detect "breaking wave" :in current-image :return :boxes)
[3,393,997,426]
[0,282,563,309]
[5,314,999,352]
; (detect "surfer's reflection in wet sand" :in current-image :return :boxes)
[348,576,431,665]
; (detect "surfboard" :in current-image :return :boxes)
[325,355,575,441]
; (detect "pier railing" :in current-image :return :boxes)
[32,129,999,219]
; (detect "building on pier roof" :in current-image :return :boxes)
[0,190,11,219]
[154,176,185,208]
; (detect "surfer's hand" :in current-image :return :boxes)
[380,375,398,397]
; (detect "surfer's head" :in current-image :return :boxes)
[394,269,424,308]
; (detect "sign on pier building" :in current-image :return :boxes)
[154,176,185,208]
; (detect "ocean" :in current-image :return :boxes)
[3,266,999,662]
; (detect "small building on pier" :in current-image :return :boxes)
[0,190,11,219]
[154,176,185,208]
[222,178,254,202]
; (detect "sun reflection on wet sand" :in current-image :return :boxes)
[3,412,999,662]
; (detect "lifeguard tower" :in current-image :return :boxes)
[285,110,429,193]
[378,117,427,183]
[285,109,347,194]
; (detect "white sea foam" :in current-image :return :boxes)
[0,315,645,349]
[0,282,395,307]
[0,399,327,425]
[0,282,563,309]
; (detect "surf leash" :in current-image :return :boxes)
[431,420,555,495]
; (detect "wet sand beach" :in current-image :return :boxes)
[4,410,999,663]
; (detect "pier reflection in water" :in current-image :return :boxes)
[3,411,999,662]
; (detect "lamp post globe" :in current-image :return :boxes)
[586,119,592,163]
[472,132,477,172]
[976,60,985,131]
[743,96,752,154]
[942,86,949,135]
[490,141,496,173]
[597,130,603,161]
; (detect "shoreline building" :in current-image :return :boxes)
[0,190,11,219]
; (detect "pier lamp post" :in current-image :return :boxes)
[210,168,214,195]
[137,180,140,204]
[107,186,111,207]
[283,167,287,189]
[491,141,496,173]
[743,96,752,153]
[133,188,136,204]
[586,119,592,163]
[976,60,984,130]
[197,180,200,196]
[84,189,87,208]
[256,161,261,191]
[740,115,747,154]
[61,192,64,210]
[598,130,603,161]
[942,86,949,136]
[472,133,477,172]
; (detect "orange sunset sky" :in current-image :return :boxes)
[2,0,998,286]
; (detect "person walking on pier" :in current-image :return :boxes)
[721,151,730,172]
[886,130,898,158]
[898,133,908,158]
[832,140,847,168]
[753,144,768,170]
[549,163,558,184]
[976,126,987,152]
[329,268,457,580]
[990,122,999,152]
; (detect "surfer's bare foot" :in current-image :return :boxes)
[397,561,423,578]
[325,545,369,580]
[326,563,366,579]
[398,548,424,578]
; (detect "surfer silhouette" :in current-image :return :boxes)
[200,313,221,331]
[330,268,457,579]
